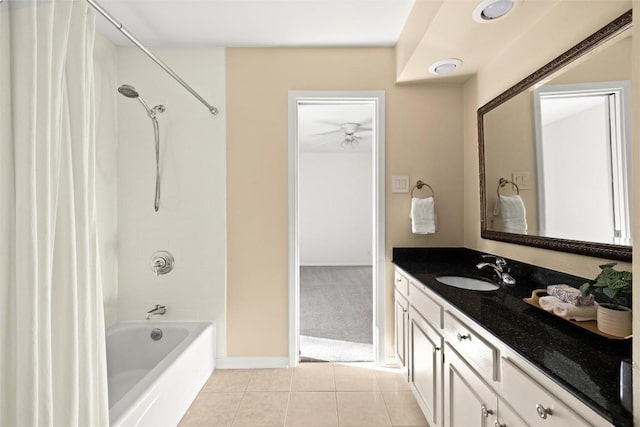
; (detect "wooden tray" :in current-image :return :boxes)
[523,289,631,340]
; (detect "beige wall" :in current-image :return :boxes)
[395,0,444,79]
[464,1,631,278]
[226,48,464,358]
[484,93,539,234]
[117,48,228,355]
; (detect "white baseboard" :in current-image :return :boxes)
[384,356,402,368]
[215,357,291,369]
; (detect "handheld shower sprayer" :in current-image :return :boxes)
[118,84,164,212]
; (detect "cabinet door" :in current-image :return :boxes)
[410,315,442,427]
[395,298,408,367]
[444,344,498,427]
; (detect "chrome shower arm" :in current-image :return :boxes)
[87,0,219,116]
[136,96,155,118]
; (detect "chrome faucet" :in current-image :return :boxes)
[476,255,516,285]
[145,304,167,320]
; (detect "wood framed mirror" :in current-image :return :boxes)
[478,10,632,262]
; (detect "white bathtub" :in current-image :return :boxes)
[106,321,215,427]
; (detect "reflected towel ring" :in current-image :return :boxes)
[497,178,520,197]
[410,180,435,198]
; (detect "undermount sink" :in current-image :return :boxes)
[436,276,500,291]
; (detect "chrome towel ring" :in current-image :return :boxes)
[497,178,520,197]
[410,180,435,198]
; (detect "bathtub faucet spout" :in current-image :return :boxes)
[145,304,167,320]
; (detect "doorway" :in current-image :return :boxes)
[288,91,385,366]
[533,81,631,244]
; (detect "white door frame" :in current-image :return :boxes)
[533,80,632,241]
[288,91,386,366]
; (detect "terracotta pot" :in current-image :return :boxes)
[597,304,632,337]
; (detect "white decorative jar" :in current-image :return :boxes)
[597,304,632,337]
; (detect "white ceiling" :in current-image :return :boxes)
[396,0,631,82]
[298,103,374,152]
[93,0,415,47]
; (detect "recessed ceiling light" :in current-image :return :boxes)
[429,59,463,76]
[472,0,519,23]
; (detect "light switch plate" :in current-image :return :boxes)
[392,175,410,193]
[511,171,531,190]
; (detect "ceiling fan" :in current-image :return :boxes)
[313,118,373,149]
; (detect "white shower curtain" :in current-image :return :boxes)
[0,1,109,426]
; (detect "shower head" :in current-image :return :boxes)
[118,84,164,118]
[118,84,139,98]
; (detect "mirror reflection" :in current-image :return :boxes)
[481,22,632,248]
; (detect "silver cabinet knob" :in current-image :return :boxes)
[481,404,494,418]
[536,404,552,419]
[457,333,470,341]
[495,422,506,427]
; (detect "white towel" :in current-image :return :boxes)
[492,195,527,234]
[539,296,597,322]
[410,197,436,234]
[553,303,598,322]
[539,295,562,312]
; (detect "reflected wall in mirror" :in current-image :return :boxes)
[478,10,632,261]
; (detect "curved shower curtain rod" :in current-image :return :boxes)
[86,0,219,116]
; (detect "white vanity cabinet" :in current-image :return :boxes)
[501,358,591,427]
[406,279,444,427]
[409,306,443,427]
[498,399,529,427]
[444,343,527,427]
[444,343,499,427]
[394,271,410,369]
[394,289,409,368]
[443,311,498,383]
[393,266,613,427]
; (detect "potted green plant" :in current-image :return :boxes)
[580,263,632,337]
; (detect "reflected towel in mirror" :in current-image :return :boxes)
[410,197,436,234]
[492,195,527,234]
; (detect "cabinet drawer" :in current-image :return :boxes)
[502,358,591,427]
[409,306,441,346]
[395,271,409,297]
[409,281,442,329]
[443,311,497,382]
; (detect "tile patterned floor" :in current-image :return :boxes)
[179,363,429,427]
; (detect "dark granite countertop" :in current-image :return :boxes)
[393,247,632,427]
